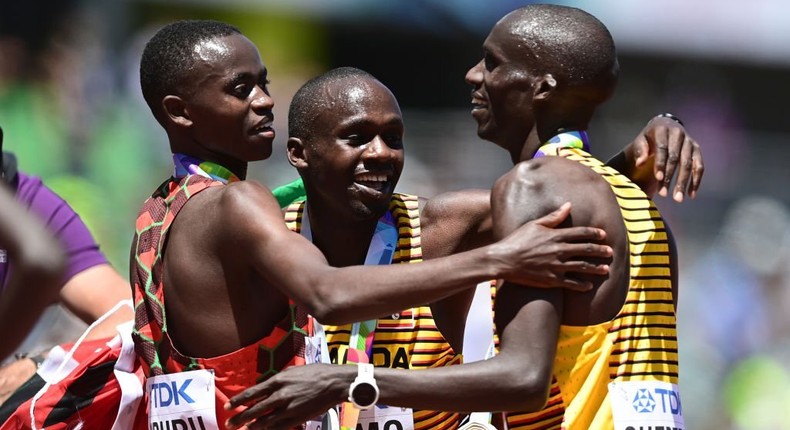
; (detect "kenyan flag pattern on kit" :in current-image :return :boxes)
[131,174,309,386]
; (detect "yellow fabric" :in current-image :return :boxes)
[506,148,678,430]
[284,193,463,430]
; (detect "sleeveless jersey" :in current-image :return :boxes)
[131,175,310,428]
[284,193,463,430]
[505,147,678,430]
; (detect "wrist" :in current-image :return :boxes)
[347,363,379,410]
[14,351,45,371]
[652,112,684,126]
[484,243,509,279]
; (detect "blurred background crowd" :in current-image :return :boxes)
[1,0,789,428]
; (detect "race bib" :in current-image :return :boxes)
[609,381,685,430]
[147,369,219,430]
[357,405,414,430]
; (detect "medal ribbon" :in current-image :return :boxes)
[172,153,241,184]
[299,204,398,430]
[533,129,590,158]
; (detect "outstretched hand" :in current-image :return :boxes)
[225,364,349,430]
[626,116,704,201]
[493,202,612,292]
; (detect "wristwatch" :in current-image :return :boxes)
[348,363,379,410]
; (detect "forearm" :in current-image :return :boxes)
[326,356,546,413]
[309,245,504,325]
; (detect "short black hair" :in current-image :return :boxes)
[288,67,377,140]
[504,5,619,103]
[140,20,241,124]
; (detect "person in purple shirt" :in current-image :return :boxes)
[0,127,133,404]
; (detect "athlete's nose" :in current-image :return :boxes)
[251,85,274,112]
[465,59,484,87]
[363,135,399,163]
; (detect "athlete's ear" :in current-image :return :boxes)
[162,95,192,128]
[533,74,557,102]
[287,137,308,169]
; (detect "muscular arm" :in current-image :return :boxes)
[226,165,575,429]
[0,185,65,360]
[225,181,608,325]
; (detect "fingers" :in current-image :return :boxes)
[226,397,278,430]
[227,383,276,410]
[652,126,670,184]
[533,202,572,228]
[670,136,694,202]
[556,242,613,260]
[552,226,607,243]
[550,277,594,292]
[631,136,650,168]
[688,141,704,199]
[658,126,683,197]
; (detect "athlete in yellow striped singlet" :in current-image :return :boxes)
[286,195,464,430]
[501,143,680,430]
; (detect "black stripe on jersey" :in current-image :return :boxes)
[612,335,678,345]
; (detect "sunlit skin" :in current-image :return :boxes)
[223,7,704,429]
[165,34,275,179]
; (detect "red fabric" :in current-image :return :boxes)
[0,338,145,430]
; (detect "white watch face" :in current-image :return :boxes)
[352,382,378,408]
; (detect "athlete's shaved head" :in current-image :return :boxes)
[288,67,381,141]
[501,4,619,103]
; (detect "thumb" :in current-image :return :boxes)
[632,136,650,168]
[535,202,572,228]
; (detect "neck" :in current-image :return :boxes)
[306,200,382,268]
[512,119,590,164]
[170,143,249,180]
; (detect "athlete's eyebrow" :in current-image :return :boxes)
[339,117,404,129]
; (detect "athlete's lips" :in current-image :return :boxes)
[471,91,487,110]
[250,117,274,135]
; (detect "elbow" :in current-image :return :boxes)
[298,285,349,325]
[496,365,551,412]
[309,302,348,326]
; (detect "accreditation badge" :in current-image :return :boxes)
[357,405,414,430]
[147,369,218,430]
[608,380,685,430]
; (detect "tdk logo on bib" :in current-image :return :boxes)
[631,387,682,415]
[609,381,685,430]
[632,389,656,413]
[147,369,219,430]
[151,379,196,408]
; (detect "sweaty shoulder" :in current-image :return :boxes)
[496,156,610,222]
[495,156,630,325]
[215,181,287,238]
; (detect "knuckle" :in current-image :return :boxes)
[667,153,680,164]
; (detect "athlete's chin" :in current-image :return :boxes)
[349,200,390,221]
[247,144,273,161]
